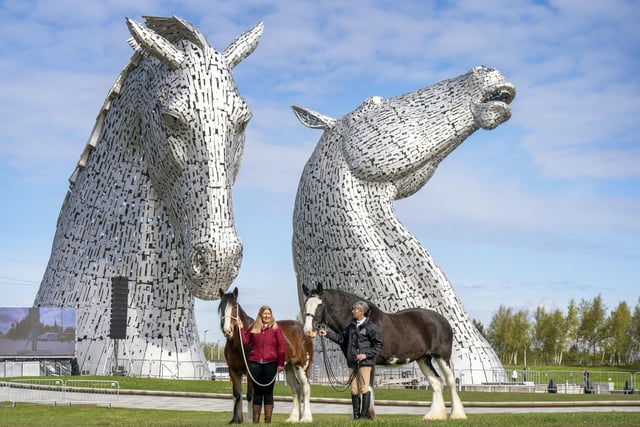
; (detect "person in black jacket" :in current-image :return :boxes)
[318,300,383,420]
[70,353,80,376]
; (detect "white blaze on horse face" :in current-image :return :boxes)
[303,297,322,337]
[222,302,234,337]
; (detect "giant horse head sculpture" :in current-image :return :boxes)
[292,66,515,381]
[123,16,262,297]
[35,16,262,377]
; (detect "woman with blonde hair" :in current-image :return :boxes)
[239,305,286,423]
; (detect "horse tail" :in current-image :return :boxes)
[369,365,377,419]
[425,355,441,379]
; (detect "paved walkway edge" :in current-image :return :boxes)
[117,389,640,408]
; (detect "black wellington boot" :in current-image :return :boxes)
[360,391,372,419]
[351,394,361,420]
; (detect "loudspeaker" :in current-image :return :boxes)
[109,276,129,339]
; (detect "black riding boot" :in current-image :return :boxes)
[351,394,361,420]
[360,391,372,419]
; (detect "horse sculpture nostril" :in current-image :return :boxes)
[190,244,211,276]
[187,241,243,299]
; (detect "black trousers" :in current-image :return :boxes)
[249,361,277,405]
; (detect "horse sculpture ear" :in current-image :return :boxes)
[292,106,337,130]
[222,21,264,69]
[126,17,185,69]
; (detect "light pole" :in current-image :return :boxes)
[203,329,210,360]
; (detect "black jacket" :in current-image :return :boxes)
[325,317,383,368]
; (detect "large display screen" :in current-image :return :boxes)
[0,307,76,358]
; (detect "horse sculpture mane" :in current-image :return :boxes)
[293,66,515,382]
[34,16,263,378]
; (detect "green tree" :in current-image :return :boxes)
[486,305,530,365]
[532,307,566,365]
[564,299,580,364]
[607,301,632,365]
[628,299,640,363]
[578,295,607,364]
[486,305,512,361]
[510,310,531,365]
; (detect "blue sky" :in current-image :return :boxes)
[0,0,638,346]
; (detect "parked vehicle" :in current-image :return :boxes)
[213,365,230,381]
[208,362,230,381]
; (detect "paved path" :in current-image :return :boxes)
[109,390,640,415]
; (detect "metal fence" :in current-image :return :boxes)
[308,362,637,394]
[0,360,72,378]
[1,378,119,407]
[100,357,208,379]
[539,370,633,394]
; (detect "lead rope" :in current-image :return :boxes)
[319,325,358,392]
[235,303,279,387]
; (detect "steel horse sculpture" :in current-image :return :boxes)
[219,287,314,423]
[302,283,465,420]
[34,16,263,378]
[292,66,515,382]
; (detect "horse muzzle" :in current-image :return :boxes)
[186,240,243,299]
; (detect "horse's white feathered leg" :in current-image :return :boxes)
[418,359,447,420]
[297,365,313,423]
[285,364,301,422]
[435,358,467,419]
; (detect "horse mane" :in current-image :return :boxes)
[68,16,208,188]
[143,16,208,50]
[238,304,254,327]
[321,287,385,320]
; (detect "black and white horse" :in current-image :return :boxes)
[302,283,466,420]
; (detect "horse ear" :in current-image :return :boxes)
[316,282,323,294]
[301,283,309,296]
[126,18,185,69]
[292,106,336,130]
[222,21,263,69]
[232,287,238,298]
[218,288,224,298]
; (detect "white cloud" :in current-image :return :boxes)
[0,0,637,341]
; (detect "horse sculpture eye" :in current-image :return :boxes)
[162,111,184,128]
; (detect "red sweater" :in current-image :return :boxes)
[241,324,286,367]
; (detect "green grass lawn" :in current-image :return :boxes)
[2,406,640,427]
[2,372,640,426]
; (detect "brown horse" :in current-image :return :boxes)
[302,283,466,420]
[218,287,314,423]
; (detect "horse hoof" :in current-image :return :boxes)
[449,412,468,420]
[423,413,447,421]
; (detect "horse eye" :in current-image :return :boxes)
[162,111,184,128]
